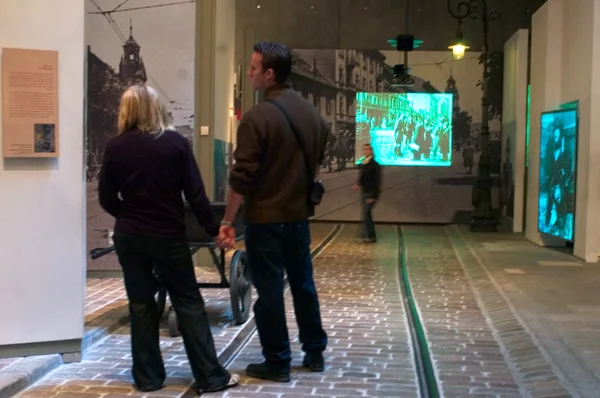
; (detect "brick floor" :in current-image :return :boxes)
[23,222,577,398]
[16,223,338,398]
[401,225,522,398]
[448,225,578,397]
[204,224,418,398]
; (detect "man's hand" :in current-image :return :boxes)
[214,233,227,249]
[353,183,360,190]
[214,230,228,249]
[366,198,376,204]
[218,225,236,249]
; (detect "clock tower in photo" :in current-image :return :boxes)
[119,19,147,86]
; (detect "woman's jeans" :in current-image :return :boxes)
[362,198,376,240]
[112,232,230,391]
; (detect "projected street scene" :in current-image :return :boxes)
[355,92,453,166]
[282,49,504,223]
[538,109,577,241]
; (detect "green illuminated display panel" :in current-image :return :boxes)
[355,92,454,167]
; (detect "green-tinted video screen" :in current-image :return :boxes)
[355,92,453,166]
[538,109,577,241]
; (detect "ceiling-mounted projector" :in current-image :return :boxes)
[387,34,424,51]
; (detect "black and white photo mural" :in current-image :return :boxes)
[288,49,503,224]
[85,0,196,273]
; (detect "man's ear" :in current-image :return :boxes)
[265,68,275,81]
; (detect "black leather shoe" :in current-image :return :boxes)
[302,352,325,372]
[245,362,291,382]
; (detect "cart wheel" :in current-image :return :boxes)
[155,287,167,319]
[168,307,180,338]
[230,250,252,325]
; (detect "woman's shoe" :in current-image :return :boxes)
[198,374,240,394]
[137,385,163,393]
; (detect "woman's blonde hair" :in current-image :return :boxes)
[117,84,170,137]
[159,101,175,131]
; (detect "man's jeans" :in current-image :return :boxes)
[245,220,328,369]
[362,198,376,240]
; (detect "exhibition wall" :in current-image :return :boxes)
[85,0,236,274]
[501,29,529,232]
[85,0,196,274]
[0,0,86,354]
[284,49,504,223]
[83,1,527,259]
[211,0,237,204]
[528,0,600,262]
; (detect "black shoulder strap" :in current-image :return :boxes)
[265,99,315,179]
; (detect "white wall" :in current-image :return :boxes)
[580,0,600,263]
[502,29,529,232]
[0,0,85,351]
[528,0,600,262]
[214,0,236,143]
[526,0,562,248]
[195,0,236,183]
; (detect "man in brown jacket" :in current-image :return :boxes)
[220,42,329,382]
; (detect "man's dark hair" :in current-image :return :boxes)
[253,41,292,84]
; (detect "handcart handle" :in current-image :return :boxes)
[89,246,115,260]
